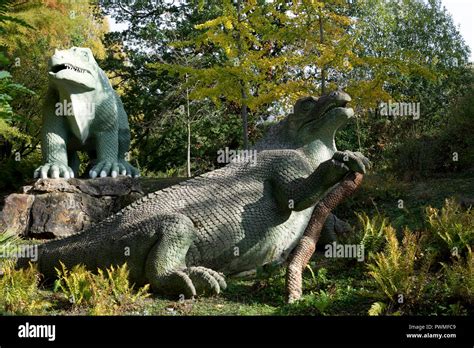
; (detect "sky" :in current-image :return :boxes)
[108,0,474,62]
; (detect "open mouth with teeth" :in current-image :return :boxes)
[50,63,88,74]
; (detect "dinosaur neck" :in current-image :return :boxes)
[302,137,336,169]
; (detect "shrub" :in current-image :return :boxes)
[0,153,41,192]
[387,80,474,180]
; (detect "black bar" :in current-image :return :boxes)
[0,316,472,346]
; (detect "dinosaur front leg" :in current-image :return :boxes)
[34,107,75,179]
[273,151,370,211]
[89,130,127,178]
[145,214,226,299]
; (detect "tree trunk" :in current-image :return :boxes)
[241,89,249,150]
[286,172,364,303]
[186,83,191,178]
[237,0,249,149]
[319,15,326,95]
[187,120,191,178]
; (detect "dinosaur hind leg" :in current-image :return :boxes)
[145,214,226,299]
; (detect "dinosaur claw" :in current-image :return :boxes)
[90,170,98,179]
[185,266,226,296]
[111,171,118,178]
[100,171,107,178]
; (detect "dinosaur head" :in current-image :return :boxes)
[286,90,353,146]
[47,47,103,143]
[48,47,99,91]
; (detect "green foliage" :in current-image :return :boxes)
[425,199,474,259]
[368,301,387,316]
[0,259,51,315]
[0,0,33,30]
[100,0,240,174]
[386,79,474,179]
[367,227,423,303]
[441,249,474,305]
[280,290,334,316]
[355,212,388,254]
[157,0,352,106]
[0,70,34,123]
[91,265,150,315]
[0,152,42,192]
[363,199,473,314]
[0,1,34,165]
[337,0,472,180]
[0,229,21,250]
[54,262,150,315]
[54,262,94,305]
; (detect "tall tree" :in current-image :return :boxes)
[151,0,355,149]
[335,0,471,162]
[99,0,241,176]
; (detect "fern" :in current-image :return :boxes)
[367,227,422,303]
[54,262,150,315]
[0,259,50,314]
[441,247,474,304]
[355,212,388,254]
[426,199,473,258]
[368,301,386,316]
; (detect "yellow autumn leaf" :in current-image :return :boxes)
[224,19,233,30]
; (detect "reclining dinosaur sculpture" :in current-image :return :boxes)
[20,90,369,298]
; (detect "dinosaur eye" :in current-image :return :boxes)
[330,91,337,97]
[81,51,89,61]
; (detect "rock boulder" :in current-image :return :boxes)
[0,177,143,239]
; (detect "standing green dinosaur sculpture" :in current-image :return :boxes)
[21,91,369,298]
[34,47,139,179]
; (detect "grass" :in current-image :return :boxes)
[0,175,472,316]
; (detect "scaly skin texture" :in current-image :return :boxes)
[286,172,365,303]
[22,91,369,298]
[34,47,139,179]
